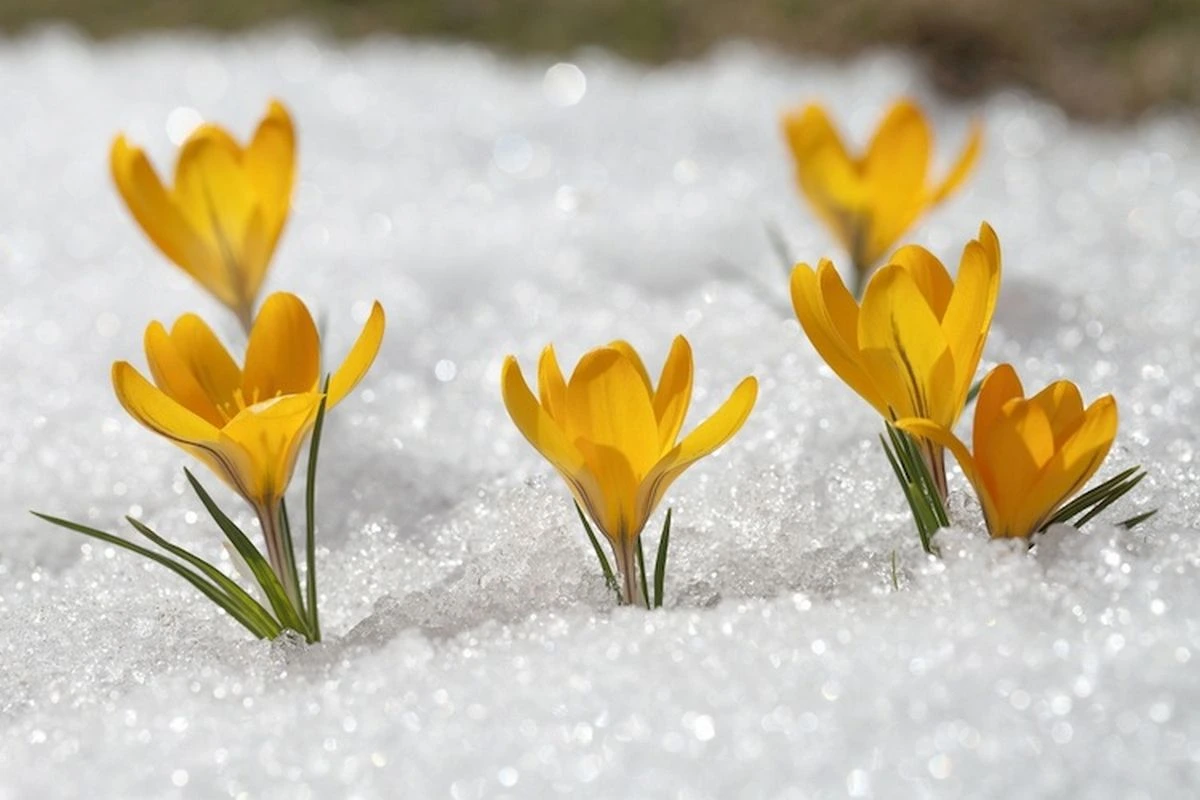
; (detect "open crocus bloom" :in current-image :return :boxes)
[112,292,384,595]
[897,365,1118,539]
[782,100,983,286]
[790,222,1001,497]
[111,100,295,330]
[501,336,758,604]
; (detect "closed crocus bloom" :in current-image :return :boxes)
[501,337,758,605]
[111,100,296,330]
[790,222,1001,498]
[897,365,1118,540]
[783,100,983,292]
[112,292,385,603]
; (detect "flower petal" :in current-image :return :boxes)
[143,321,225,427]
[564,347,661,480]
[168,313,242,414]
[242,292,321,404]
[653,335,693,452]
[861,100,932,264]
[242,100,296,301]
[500,356,586,477]
[782,105,863,254]
[327,301,386,407]
[110,137,227,303]
[790,261,888,417]
[638,376,758,518]
[858,264,957,424]
[606,340,653,397]
[220,393,323,505]
[886,244,953,319]
[930,120,984,204]
[941,232,1001,407]
[537,344,568,423]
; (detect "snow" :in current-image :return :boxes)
[2,26,1200,798]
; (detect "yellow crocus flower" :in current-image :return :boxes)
[501,336,758,605]
[790,222,1001,497]
[897,365,1118,539]
[111,291,385,603]
[782,99,983,292]
[111,100,296,331]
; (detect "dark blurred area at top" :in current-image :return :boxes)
[4,0,1198,120]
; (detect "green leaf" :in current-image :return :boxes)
[653,508,672,609]
[965,378,983,405]
[31,511,270,639]
[1042,466,1141,529]
[575,502,619,599]
[1073,470,1147,528]
[184,469,310,637]
[277,499,304,620]
[1119,509,1158,530]
[880,427,944,555]
[125,516,282,638]
[635,534,650,610]
[304,377,331,641]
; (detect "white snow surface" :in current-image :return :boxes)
[2,27,1200,799]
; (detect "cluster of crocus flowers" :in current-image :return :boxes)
[791,222,1002,502]
[782,100,982,295]
[501,337,758,606]
[36,100,393,643]
[790,220,1146,546]
[111,100,295,331]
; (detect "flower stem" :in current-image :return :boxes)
[920,442,949,505]
[616,536,642,607]
[258,502,304,616]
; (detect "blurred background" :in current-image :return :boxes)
[4,0,1199,119]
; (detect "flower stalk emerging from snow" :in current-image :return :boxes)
[34,292,384,642]
[791,223,1001,517]
[111,100,296,331]
[501,336,758,606]
[782,99,982,295]
[896,364,1148,539]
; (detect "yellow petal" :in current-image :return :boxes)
[537,344,568,423]
[110,137,227,303]
[500,355,586,478]
[327,301,386,407]
[575,439,643,542]
[1027,380,1086,448]
[606,340,653,397]
[652,335,693,452]
[858,265,956,424]
[886,245,953,319]
[219,393,323,505]
[242,100,296,301]
[637,376,758,518]
[143,321,224,427]
[861,100,932,264]
[941,235,1001,408]
[782,105,863,255]
[564,347,661,480]
[1018,395,1118,538]
[112,361,246,496]
[242,292,320,404]
[930,119,984,204]
[168,313,242,414]
[972,364,1023,457]
[981,403,1055,525]
[790,261,888,417]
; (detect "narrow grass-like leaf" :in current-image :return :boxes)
[635,535,650,610]
[575,501,619,599]
[304,378,331,641]
[1119,509,1158,530]
[902,435,950,528]
[880,431,939,554]
[277,499,305,620]
[965,378,983,405]
[1042,467,1141,528]
[653,508,672,609]
[184,469,310,636]
[1074,471,1147,528]
[125,516,282,638]
[31,512,269,639]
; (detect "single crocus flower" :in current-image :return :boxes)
[790,222,1001,499]
[501,337,758,605]
[111,100,296,331]
[782,99,983,294]
[896,364,1118,539]
[112,291,384,605]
